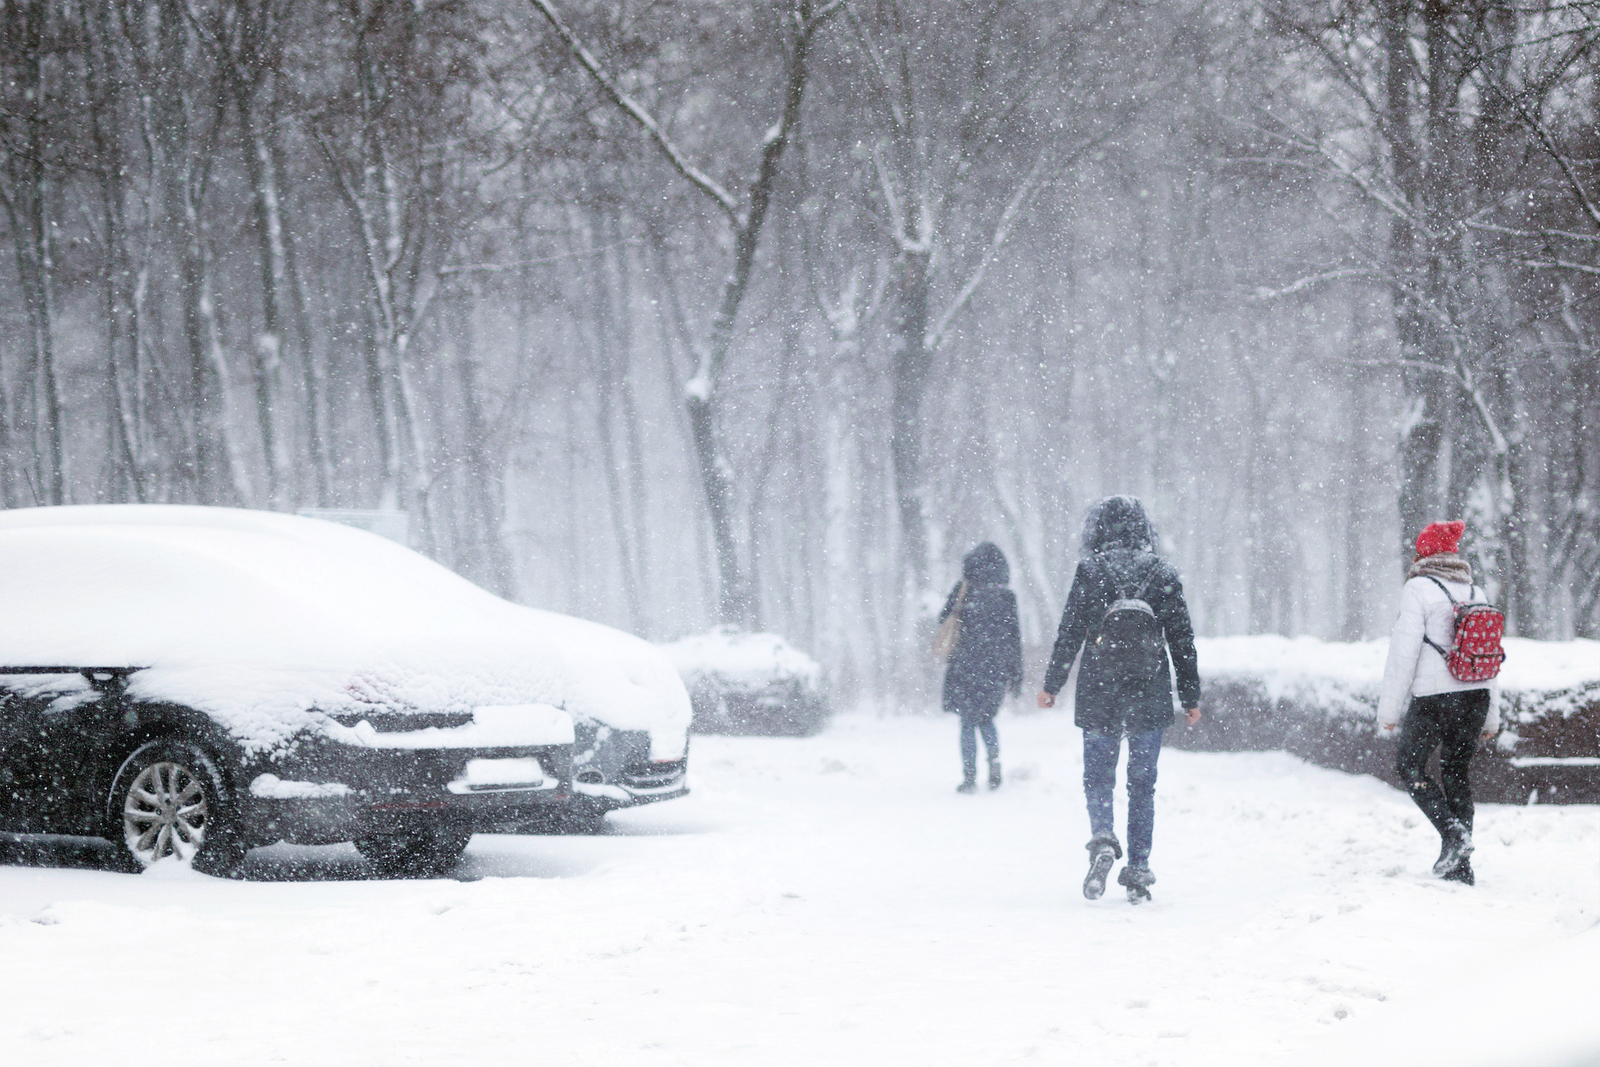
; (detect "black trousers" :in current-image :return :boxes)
[1395,689,1491,835]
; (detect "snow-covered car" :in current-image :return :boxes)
[660,628,830,736]
[0,506,690,875]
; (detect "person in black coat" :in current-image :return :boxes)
[1037,496,1201,902]
[938,542,1024,793]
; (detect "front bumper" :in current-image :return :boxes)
[568,722,688,813]
[242,741,573,846]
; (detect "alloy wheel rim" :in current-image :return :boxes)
[123,761,208,866]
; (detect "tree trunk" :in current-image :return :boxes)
[609,216,652,620]
[2,2,67,505]
[450,289,516,597]
[889,245,934,598]
[238,93,290,506]
[271,133,330,506]
[1340,348,1373,640]
[587,211,646,633]
[78,1,141,500]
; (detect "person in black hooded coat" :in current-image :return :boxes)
[1037,497,1200,902]
[938,542,1024,792]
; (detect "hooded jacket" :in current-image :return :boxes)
[1041,497,1201,734]
[938,542,1024,721]
[1376,553,1501,731]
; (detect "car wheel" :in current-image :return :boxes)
[108,739,246,877]
[354,823,471,877]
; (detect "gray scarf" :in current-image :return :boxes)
[1408,552,1473,585]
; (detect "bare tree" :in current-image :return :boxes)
[0,0,68,505]
[842,0,1139,610]
[527,0,845,625]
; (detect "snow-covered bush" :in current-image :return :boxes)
[658,628,829,736]
[1173,636,1600,803]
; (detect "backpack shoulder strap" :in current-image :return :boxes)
[1095,553,1161,601]
[1420,576,1456,659]
[1090,554,1124,599]
[1131,558,1161,602]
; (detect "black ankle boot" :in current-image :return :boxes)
[1117,864,1156,904]
[1433,820,1474,877]
[1083,832,1122,900]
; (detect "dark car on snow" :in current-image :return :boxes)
[0,506,691,876]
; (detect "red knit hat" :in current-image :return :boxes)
[1415,520,1465,559]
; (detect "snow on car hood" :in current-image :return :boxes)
[0,506,690,758]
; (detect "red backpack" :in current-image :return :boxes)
[1421,577,1507,683]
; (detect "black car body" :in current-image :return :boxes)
[0,506,692,874]
[0,668,576,871]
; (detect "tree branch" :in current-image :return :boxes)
[1474,52,1600,232]
[1250,266,1378,300]
[924,151,1046,353]
[526,0,741,224]
[925,127,1113,353]
[1521,257,1600,278]
[438,238,640,275]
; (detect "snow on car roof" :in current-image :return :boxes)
[660,627,823,689]
[0,506,689,758]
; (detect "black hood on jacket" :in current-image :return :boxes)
[1081,496,1159,555]
[962,541,1010,586]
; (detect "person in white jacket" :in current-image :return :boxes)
[1377,520,1500,885]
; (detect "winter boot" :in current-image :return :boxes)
[987,757,1003,791]
[1432,820,1475,877]
[1117,864,1156,905]
[1082,832,1122,900]
[956,775,977,795]
[1442,858,1475,885]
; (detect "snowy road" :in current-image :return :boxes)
[2,710,1596,1066]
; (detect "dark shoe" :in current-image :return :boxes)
[1118,864,1155,904]
[1441,858,1475,885]
[956,779,977,794]
[987,758,1002,791]
[1083,832,1122,900]
[1433,820,1474,877]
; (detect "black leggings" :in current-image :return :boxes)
[1396,689,1491,834]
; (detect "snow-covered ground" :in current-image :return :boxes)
[2,708,1596,1066]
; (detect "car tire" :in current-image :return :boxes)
[107,739,247,877]
[354,823,471,877]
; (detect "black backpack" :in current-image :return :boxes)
[1090,557,1166,679]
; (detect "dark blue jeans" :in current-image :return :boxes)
[1083,728,1164,867]
[960,718,1000,780]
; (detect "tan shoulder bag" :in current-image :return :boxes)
[932,580,969,662]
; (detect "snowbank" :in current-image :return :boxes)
[0,506,690,759]
[1182,634,1600,801]
[659,627,829,736]
[1196,634,1599,710]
